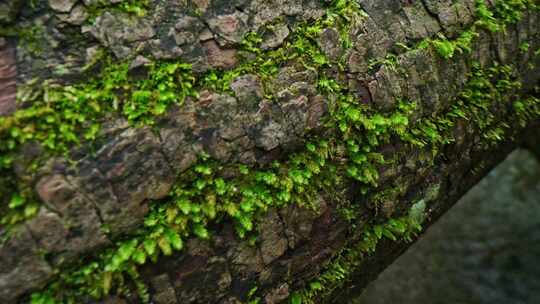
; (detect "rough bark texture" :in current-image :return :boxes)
[0,0,539,303]
[0,38,16,116]
[329,123,540,303]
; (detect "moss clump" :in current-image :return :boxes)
[378,0,537,65]
[0,0,362,228]
[0,59,198,226]
[402,63,523,151]
[84,0,151,21]
[293,199,428,303]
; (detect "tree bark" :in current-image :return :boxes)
[524,128,540,160]
[0,0,539,303]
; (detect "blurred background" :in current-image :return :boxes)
[355,149,540,304]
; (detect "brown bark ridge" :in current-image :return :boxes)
[0,38,17,116]
[0,0,539,303]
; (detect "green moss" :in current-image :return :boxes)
[296,202,426,303]
[403,0,536,62]
[519,42,531,53]
[0,21,46,56]
[0,0,365,227]
[514,96,540,127]
[85,0,151,21]
[282,2,540,295]
[0,59,198,226]
[2,0,518,228]
[291,59,539,304]
[27,0,372,302]
[428,30,478,59]
[403,63,522,150]
[10,0,540,302]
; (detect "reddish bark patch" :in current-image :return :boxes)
[0,38,16,116]
[202,39,238,69]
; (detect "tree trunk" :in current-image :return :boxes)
[0,0,539,303]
